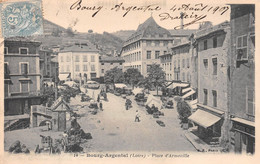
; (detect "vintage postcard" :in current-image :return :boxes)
[0,0,258,163]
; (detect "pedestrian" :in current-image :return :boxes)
[97,95,100,102]
[135,110,140,122]
[99,101,103,111]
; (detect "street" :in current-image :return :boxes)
[4,88,196,152]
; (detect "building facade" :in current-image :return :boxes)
[99,56,125,79]
[189,21,231,145]
[229,5,255,154]
[121,16,173,76]
[4,38,42,116]
[58,43,100,82]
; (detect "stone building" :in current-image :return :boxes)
[121,16,173,76]
[99,56,125,82]
[188,21,231,145]
[58,43,100,82]
[4,37,42,116]
[229,4,255,154]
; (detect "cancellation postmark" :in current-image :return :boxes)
[0,0,43,37]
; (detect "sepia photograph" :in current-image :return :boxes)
[0,0,257,163]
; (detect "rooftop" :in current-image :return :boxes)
[100,56,125,62]
[4,37,41,45]
[60,43,99,53]
[169,29,197,36]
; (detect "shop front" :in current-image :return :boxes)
[230,117,255,154]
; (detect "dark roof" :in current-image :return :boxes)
[60,43,99,53]
[169,29,197,36]
[100,56,125,62]
[125,16,172,44]
[4,36,41,45]
[195,21,230,39]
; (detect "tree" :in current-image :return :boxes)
[147,64,166,95]
[124,68,143,89]
[104,67,124,84]
[66,27,75,37]
[177,101,192,123]
[88,29,93,33]
[137,77,152,93]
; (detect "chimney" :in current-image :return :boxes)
[180,12,184,29]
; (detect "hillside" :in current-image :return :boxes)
[112,30,135,41]
[29,19,124,55]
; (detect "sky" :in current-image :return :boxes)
[42,0,230,33]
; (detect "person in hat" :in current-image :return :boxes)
[99,101,103,111]
[135,110,140,122]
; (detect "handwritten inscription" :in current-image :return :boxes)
[69,0,229,29]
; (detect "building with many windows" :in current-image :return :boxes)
[4,37,42,116]
[99,56,125,81]
[58,43,100,82]
[188,21,231,145]
[121,16,173,76]
[229,4,255,154]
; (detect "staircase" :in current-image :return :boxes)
[4,118,30,132]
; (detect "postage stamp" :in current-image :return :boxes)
[0,0,43,37]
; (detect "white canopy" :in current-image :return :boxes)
[114,83,127,88]
[182,89,196,99]
[188,109,221,128]
[132,88,144,95]
[167,82,189,89]
[145,95,162,109]
[59,73,70,81]
[182,87,192,93]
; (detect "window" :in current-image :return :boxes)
[66,65,70,72]
[182,72,185,81]
[146,41,151,46]
[164,51,167,55]
[60,56,64,62]
[101,69,104,73]
[203,89,208,105]
[212,90,217,107]
[91,65,95,71]
[91,56,95,62]
[21,81,29,92]
[155,51,160,59]
[60,66,64,72]
[155,41,160,46]
[170,63,172,70]
[237,35,248,60]
[178,59,180,68]
[83,65,88,71]
[147,65,151,72]
[20,63,28,75]
[212,58,217,75]
[4,83,9,97]
[19,48,28,54]
[75,65,80,72]
[247,87,255,116]
[174,60,176,68]
[203,59,208,75]
[203,40,207,50]
[83,55,88,62]
[182,59,185,68]
[187,72,190,82]
[187,58,190,68]
[4,63,9,75]
[163,41,168,46]
[213,37,217,48]
[75,55,80,62]
[4,47,8,54]
[146,51,151,59]
[66,55,70,62]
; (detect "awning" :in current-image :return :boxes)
[114,83,127,88]
[182,89,196,99]
[132,88,143,95]
[167,82,189,89]
[189,109,221,128]
[145,95,162,108]
[59,73,70,81]
[182,87,192,93]
[189,99,198,105]
[231,117,255,127]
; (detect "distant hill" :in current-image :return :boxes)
[29,19,124,55]
[112,30,135,41]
